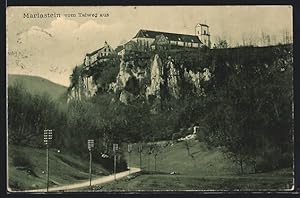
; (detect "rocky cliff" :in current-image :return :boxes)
[67,51,211,106]
[110,53,211,106]
[68,44,292,106]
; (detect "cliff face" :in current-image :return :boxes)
[67,72,98,102]
[67,52,211,104]
[111,54,211,105]
[166,60,180,99]
[146,54,164,100]
[68,44,292,105]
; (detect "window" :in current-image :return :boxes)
[104,48,107,52]
[198,31,199,34]
[192,43,199,48]
[178,41,184,46]
[204,30,206,35]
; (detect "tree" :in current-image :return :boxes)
[151,143,162,173]
[69,65,84,99]
[202,44,293,173]
[213,39,229,49]
[8,82,67,148]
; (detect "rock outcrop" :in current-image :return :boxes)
[146,54,164,100]
[166,59,180,99]
[67,67,98,102]
[68,52,212,105]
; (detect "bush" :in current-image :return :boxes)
[9,180,21,190]
[278,152,293,169]
[256,156,274,173]
[93,151,128,173]
[12,152,34,170]
[255,148,292,173]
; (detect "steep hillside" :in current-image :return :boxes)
[8,145,110,191]
[8,74,68,100]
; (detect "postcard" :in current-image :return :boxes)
[6,6,294,192]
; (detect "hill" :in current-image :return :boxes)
[8,145,110,191]
[8,74,68,100]
[128,140,238,176]
[88,140,293,191]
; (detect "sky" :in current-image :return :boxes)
[7,6,293,86]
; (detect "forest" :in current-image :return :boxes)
[8,44,293,174]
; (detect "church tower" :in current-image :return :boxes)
[195,23,211,48]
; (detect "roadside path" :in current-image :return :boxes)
[25,167,141,192]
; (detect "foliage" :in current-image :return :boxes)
[86,54,120,93]
[68,65,84,100]
[8,81,66,148]
[213,39,229,49]
[199,44,293,173]
[11,150,34,170]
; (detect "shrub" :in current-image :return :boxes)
[278,152,293,169]
[12,151,34,170]
[255,148,292,172]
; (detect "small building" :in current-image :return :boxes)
[116,40,140,56]
[84,41,115,66]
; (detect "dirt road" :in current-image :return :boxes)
[24,167,141,192]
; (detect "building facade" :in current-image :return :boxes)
[119,23,211,52]
[131,29,204,50]
[195,23,211,48]
[84,41,115,66]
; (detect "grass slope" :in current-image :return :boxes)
[8,145,110,191]
[8,74,68,100]
[97,171,293,191]
[89,140,293,191]
[129,140,237,176]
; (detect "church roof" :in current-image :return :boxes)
[196,23,209,27]
[133,29,202,44]
[86,46,105,56]
[86,41,113,56]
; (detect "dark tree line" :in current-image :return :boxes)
[8,81,66,148]
[176,44,293,173]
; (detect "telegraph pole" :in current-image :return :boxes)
[138,144,143,170]
[148,151,150,172]
[47,144,49,191]
[113,143,118,181]
[148,147,152,173]
[88,139,94,190]
[154,154,157,172]
[127,144,132,174]
[43,129,53,192]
